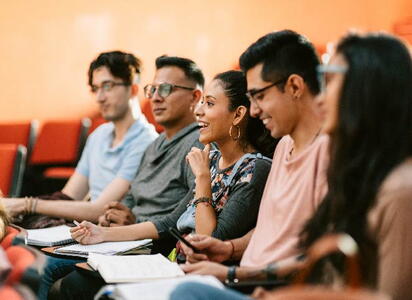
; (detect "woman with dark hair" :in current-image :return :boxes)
[300,32,412,299]
[71,70,276,245]
[176,70,276,240]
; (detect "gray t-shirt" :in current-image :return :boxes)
[124,123,202,236]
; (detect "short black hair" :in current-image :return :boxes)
[155,55,205,88]
[239,30,320,95]
[88,51,141,86]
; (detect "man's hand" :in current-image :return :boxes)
[180,234,233,263]
[98,202,135,227]
[180,261,228,282]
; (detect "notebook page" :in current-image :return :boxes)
[26,225,73,246]
[55,239,152,255]
[90,253,184,283]
[106,275,224,300]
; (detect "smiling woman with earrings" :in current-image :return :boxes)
[176,70,277,242]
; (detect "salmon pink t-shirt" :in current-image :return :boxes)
[240,134,329,267]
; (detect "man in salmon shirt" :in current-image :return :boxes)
[171,30,329,299]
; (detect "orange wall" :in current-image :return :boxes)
[0,0,411,122]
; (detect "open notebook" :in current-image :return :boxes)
[87,253,184,283]
[25,225,74,246]
[95,275,224,300]
[54,239,152,258]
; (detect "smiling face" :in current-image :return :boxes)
[196,79,239,145]
[246,63,298,138]
[149,66,197,128]
[316,54,347,134]
[91,66,133,122]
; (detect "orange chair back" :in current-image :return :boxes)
[141,98,164,133]
[0,121,38,157]
[0,144,26,197]
[29,119,90,165]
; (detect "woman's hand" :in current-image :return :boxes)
[2,198,25,217]
[70,221,105,244]
[186,144,211,179]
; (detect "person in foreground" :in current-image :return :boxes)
[171,32,412,300]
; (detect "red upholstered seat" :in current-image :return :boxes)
[0,144,26,197]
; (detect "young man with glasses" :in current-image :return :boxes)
[6,51,159,300]
[4,51,158,224]
[170,30,330,299]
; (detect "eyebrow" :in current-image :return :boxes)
[204,95,217,100]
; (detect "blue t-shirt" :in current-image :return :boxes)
[75,117,158,201]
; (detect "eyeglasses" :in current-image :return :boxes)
[317,65,348,91]
[91,81,129,94]
[144,83,195,99]
[245,78,287,103]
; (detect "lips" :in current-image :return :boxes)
[197,120,209,132]
[152,107,166,115]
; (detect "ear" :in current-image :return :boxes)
[285,74,305,99]
[232,105,248,126]
[191,89,202,106]
[131,84,139,97]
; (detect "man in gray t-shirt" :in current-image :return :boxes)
[98,56,205,241]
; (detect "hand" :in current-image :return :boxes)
[99,202,136,227]
[2,198,25,217]
[186,144,211,179]
[70,221,105,244]
[180,261,228,282]
[180,234,232,263]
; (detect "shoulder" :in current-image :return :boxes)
[86,122,113,143]
[369,159,412,231]
[236,153,272,184]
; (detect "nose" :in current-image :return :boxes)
[150,87,164,103]
[96,89,106,103]
[194,101,204,118]
[249,101,262,118]
[315,89,325,111]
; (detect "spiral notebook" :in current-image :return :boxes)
[25,225,75,247]
[54,239,152,258]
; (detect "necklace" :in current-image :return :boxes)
[289,129,321,158]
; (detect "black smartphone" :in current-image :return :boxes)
[168,227,199,253]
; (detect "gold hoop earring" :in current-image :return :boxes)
[229,125,241,141]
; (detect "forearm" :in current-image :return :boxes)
[35,200,106,223]
[231,229,254,261]
[236,254,305,281]
[194,173,215,235]
[102,221,159,241]
[195,203,216,235]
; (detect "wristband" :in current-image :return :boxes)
[225,265,238,283]
[264,262,278,280]
[193,197,212,207]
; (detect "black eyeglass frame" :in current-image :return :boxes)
[143,83,195,99]
[245,77,287,103]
